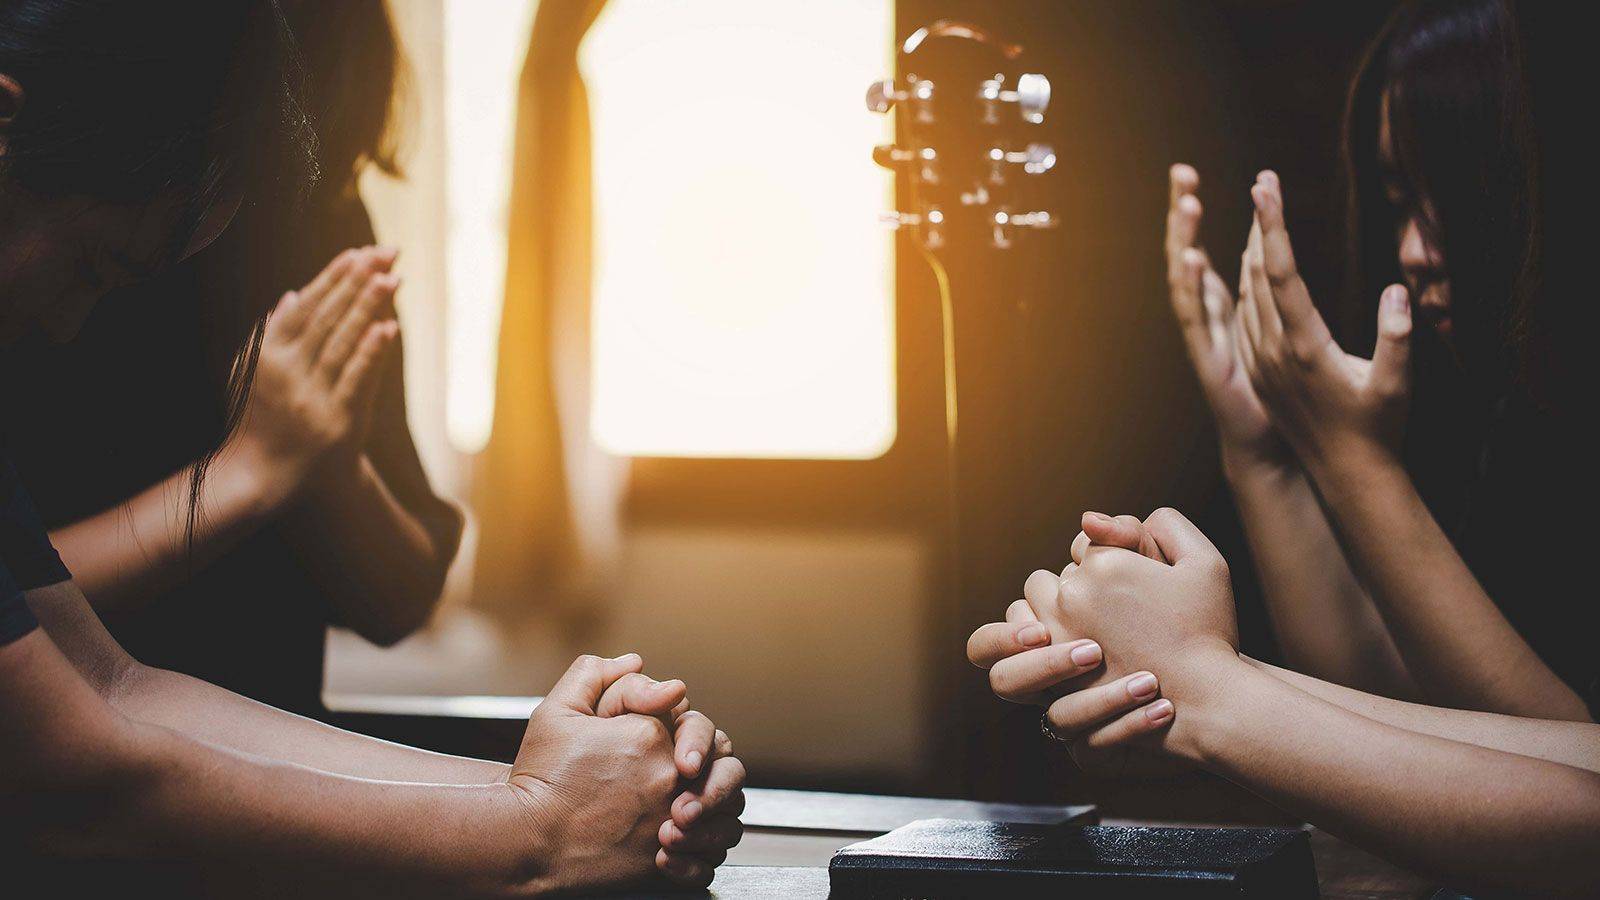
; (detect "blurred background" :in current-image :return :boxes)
[326,0,1398,813]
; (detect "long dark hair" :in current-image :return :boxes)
[1341,0,1539,404]
[1,0,317,551]
[0,0,318,263]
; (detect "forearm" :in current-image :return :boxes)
[1249,657,1600,773]
[62,722,539,897]
[29,579,505,785]
[1175,657,1600,896]
[48,447,278,614]
[1224,455,1412,696]
[292,455,460,646]
[1308,446,1588,720]
[113,662,509,785]
[6,629,538,898]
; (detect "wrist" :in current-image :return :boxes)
[1300,436,1405,499]
[1219,445,1301,489]
[1158,643,1254,765]
[210,440,297,523]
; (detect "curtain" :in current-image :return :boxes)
[472,0,623,616]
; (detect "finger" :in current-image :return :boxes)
[594,672,687,719]
[1005,598,1041,625]
[1371,283,1412,400]
[1022,569,1060,611]
[1080,698,1175,750]
[301,246,380,353]
[317,272,397,376]
[1168,163,1199,206]
[967,619,1052,669]
[543,652,645,714]
[656,849,716,889]
[1168,201,1212,356]
[331,319,398,410]
[989,640,1103,703]
[275,250,358,336]
[712,729,733,759]
[1245,215,1282,342]
[1141,508,1224,569]
[660,814,743,854]
[1200,265,1235,352]
[673,709,716,778]
[674,756,747,828]
[1079,512,1145,556]
[1251,172,1318,333]
[1045,670,1162,736]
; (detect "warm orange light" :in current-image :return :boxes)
[443,0,536,454]
[581,0,897,459]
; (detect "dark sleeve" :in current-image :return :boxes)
[365,333,465,553]
[2,456,71,646]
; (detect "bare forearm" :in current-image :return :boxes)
[1224,455,1412,696]
[1176,658,1600,896]
[1250,657,1600,773]
[6,629,537,897]
[113,662,509,784]
[1308,447,1588,720]
[293,456,459,646]
[48,447,278,613]
[68,722,537,897]
[30,579,505,785]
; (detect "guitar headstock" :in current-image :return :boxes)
[867,20,1056,255]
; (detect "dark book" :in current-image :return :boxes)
[830,819,1318,899]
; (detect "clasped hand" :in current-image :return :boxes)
[967,509,1239,773]
[510,653,745,891]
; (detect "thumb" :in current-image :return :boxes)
[543,652,644,714]
[1371,284,1412,399]
[1141,508,1222,570]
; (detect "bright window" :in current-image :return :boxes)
[582,0,897,459]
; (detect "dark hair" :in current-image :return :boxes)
[1341,0,1538,401]
[1,0,318,553]
[284,0,409,190]
[0,0,318,262]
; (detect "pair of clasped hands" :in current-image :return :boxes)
[966,163,1416,770]
[253,252,745,888]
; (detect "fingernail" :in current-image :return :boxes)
[1084,511,1111,524]
[1145,699,1175,723]
[1018,623,1049,646]
[1069,641,1102,667]
[682,800,703,823]
[611,652,640,663]
[685,750,703,772]
[1128,672,1159,699]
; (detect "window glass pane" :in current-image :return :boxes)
[582,0,897,459]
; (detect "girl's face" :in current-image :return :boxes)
[0,189,238,345]
[1378,94,1453,341]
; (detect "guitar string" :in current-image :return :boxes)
[919,243,963,650]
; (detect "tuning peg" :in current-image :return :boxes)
[1015,73,1050,123]
[989,142,1057,175]
[995,209,1056,229]
[879,210,921,228]
[873,144,936,169]
[980,73,1051,124]
[865,79,897,113]
[866,77,934,114]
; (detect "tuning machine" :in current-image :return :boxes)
[980,72,1051,124]
[990,208,1056,249]
[866,76,935,122]
[988,142,1056,180]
